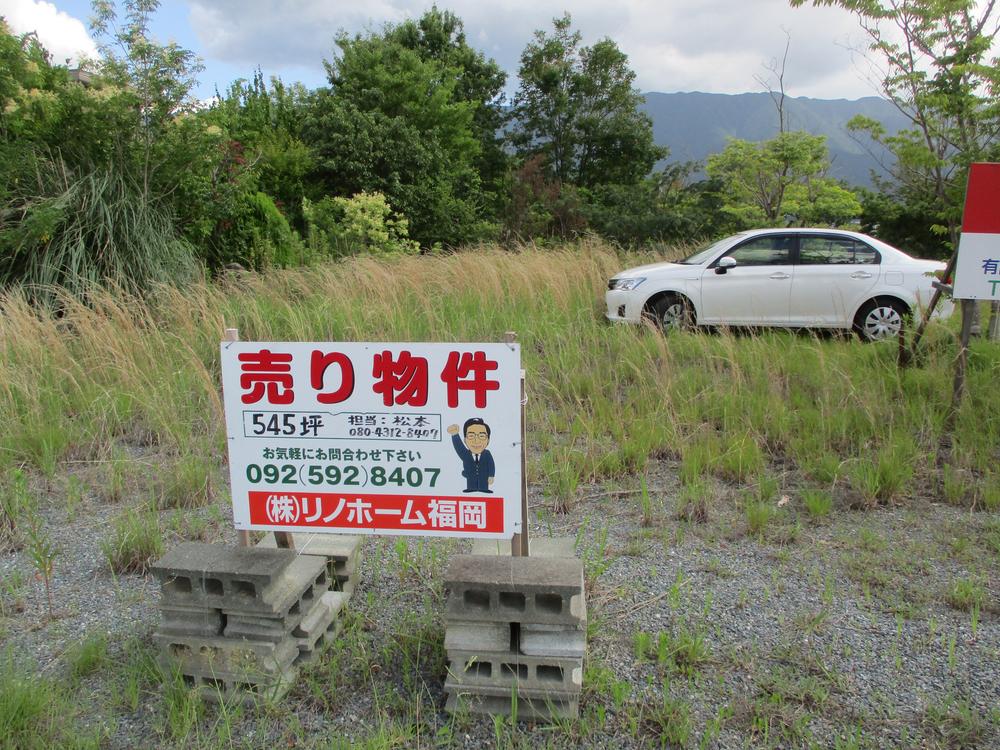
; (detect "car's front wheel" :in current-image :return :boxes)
[854,298,908,342]
[647,294,695,333]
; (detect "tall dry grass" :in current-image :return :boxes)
[0,239,995,508]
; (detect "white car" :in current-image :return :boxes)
[605,228,951,341]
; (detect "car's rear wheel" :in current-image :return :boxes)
[854,298,908,342]
[648,294,695,333]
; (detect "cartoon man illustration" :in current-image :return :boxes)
[447,418,495,493]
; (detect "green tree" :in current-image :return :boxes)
[511,14,666,189]
[706,131,860,228]
[0,20,197,296]
[90,0,204,197]
[385,8,508,203]
[791,0,1000,248]
[303,16,492,247]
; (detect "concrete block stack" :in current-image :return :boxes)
[442,539,587,721]
[257,532,362,597]
[151,542,349,703]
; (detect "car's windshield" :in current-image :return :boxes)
[678,236,737,265]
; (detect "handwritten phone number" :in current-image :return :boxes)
[348,426,437,438]
[244,463,440,488]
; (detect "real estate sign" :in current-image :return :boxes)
[953,162,1000,300]
[220,342,522,539]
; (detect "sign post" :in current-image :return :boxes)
[220,341,523,541]
[937,163,1000,464]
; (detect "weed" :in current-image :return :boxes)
[675,480,709,523]
[101,506,164,574]
[920,696,989,749]
[0,653,92,749]
[639,476,655,527]
[942,466,972,507]
[946,577,986,612]
[65,475,86,520]
[69,632,108,680]
[24,514,57,619]
[638,688,692,748]
[979,473,1000,512]
[635,625,710,677]
[157,451,214,509]
[849,436,916,506]
[0,469,35,550]
[802,489,833,520]
[0,570,27,617]
[745,499,775,538]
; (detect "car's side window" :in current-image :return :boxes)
[722,235,793,266]
[798,236,881,265]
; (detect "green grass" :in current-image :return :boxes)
[0,243,993,511]
[100,505,165,574]
[0,653,98,749]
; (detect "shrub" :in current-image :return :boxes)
[0,162,198,300]
[304,191,420,256]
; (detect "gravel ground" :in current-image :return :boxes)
[2,456,999,749]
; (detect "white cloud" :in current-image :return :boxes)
[186,0,885,99]
[4,0,98,67]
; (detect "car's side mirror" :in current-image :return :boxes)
[715,257,737,275]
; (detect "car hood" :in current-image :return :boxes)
[612,261,688,279]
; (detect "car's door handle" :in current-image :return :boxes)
[769,272,790,280]
[851,271,873,279]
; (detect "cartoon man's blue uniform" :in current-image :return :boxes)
[450,419,495,493]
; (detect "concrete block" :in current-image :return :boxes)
[258,532,362,585]
[223,610,302,643]
[470,537,576,559]
[159,605,224,638]
[295,616,345,664]
[154,632,298,677]
[445,555,584,626]
[179,665,298,705]
[293,591,347,650]
[152,542,296,593]
[446,650,583,693]
[161,554,329,616]
[520,625,586,659]
[444,622,511,653]
[445,690,578,721]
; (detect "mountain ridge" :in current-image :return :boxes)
[639,91,911,187]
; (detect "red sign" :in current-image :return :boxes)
[247,491,505,534]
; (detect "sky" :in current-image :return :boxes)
[5,0,886,101]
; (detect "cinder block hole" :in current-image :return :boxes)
[232,580,255,597]
[315,572,327,587]
[202,677,225,690]
[204,578,224,596]
[198,646,214,657]
[499,592,526,611]
[182,674,196,688]
[535,593,563,615]
[465,661,492,678]
[170,644,191,657]
[463,589,490,611]
[510,622,521,652]
[289,601,301,615]
[302,589,315,604]
[236,682,259,694]
[501,663,528,679]
[537,665,564,683]
[218,612,227,635]
[165,576,191,594]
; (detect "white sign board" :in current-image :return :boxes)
[953,163,1000,300]
[220,342,522,539]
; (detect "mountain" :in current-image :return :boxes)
[640,91,912,188]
